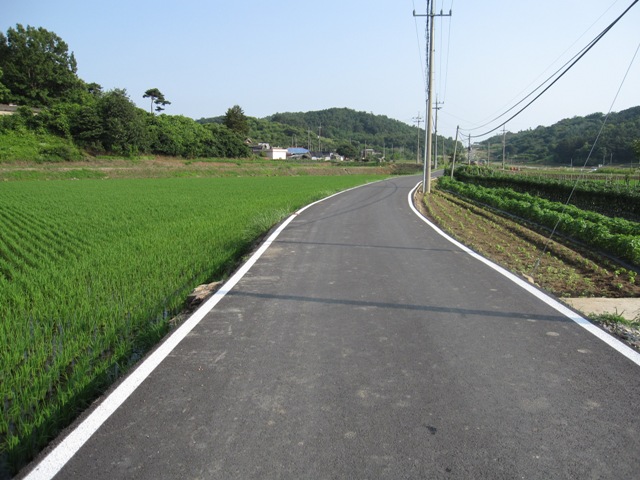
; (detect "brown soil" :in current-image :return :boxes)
[416,187,640,298]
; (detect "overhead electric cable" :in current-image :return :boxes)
[469,0,621,130]
[530,37,640,275]
[440,0,454,103]
[412,0,426,89]
[462,0,638,139]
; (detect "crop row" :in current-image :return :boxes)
[0,174,383,474]
[452,165,640,221]
[437,176,640,267]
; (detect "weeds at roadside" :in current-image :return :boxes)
[592,311,639,329]
[590,312,640,351]
[242,207,291,242]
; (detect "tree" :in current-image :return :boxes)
[0,68,10,103]
[0,24,81,106]
[336,142,358,160]
[205,123,251,157]
[143,88,171,114]
[223,105,249,136]
[553,136,584,164]
[99,89,150,155]
[633,139,640,162]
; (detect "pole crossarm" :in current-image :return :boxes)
[412,9,452,18]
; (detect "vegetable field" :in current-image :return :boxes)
[438,176,640,268]
[0,174,383,474]
[453,165,640,221]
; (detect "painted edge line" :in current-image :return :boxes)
[408,182,640,367]
[23,179,380,480]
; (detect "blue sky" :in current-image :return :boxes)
[3,0,639,140]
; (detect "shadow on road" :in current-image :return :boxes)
[227,290,569,323]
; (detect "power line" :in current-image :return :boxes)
[461,0,638,139]
[412,0,427,90]
[469,0,622,130]
[440,0,454,103]
[530,37,640,276]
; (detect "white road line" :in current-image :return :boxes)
[408,182,640,367]
[23,183,373,480]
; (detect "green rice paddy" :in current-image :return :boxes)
[0,174,383,473]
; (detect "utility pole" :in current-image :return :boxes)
[414,1,452,193]
[451,125,459,179]
[502,127,507,170]
[413,113,423,164]
[467,134,471,165]
[434,98,443,170]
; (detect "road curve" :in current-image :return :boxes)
[22,175,640,479]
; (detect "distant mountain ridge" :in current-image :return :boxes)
[199,105,640,165]
[483,106,640,165]
[200,107,456,161]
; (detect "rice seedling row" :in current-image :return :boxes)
[0,174,383,474]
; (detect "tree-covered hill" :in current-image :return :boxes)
[482,106,640,166]
[0,24,249,161]
[200,107,460,162]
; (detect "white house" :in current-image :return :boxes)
[265,147,288,160]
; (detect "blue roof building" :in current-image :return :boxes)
[287,147,310,155]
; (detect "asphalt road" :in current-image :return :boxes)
[22,175,640,479]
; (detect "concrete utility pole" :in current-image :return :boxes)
[434,98,443,169]
[413,113,423,164]
[451,125,459,179]
[414,1,452,194]
[502,127,507,170]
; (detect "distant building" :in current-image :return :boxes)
[265,147,288,160]
[310,151,344,161]
[287,147,310,156]
[0,104,41,116]
[251,143,271,155]
[0,104,18,116]
[361,148,375,158]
